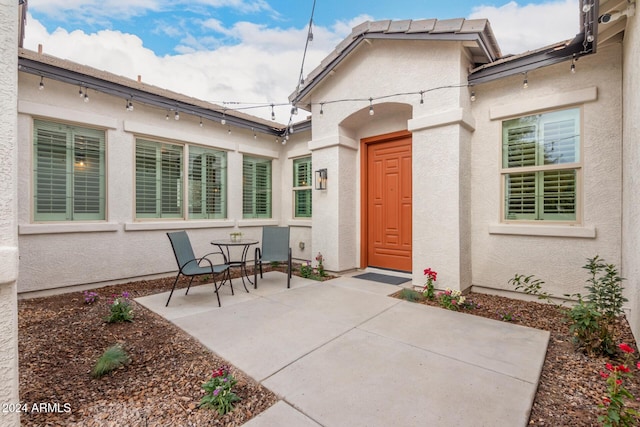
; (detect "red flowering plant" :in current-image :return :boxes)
[200,365,241,415]
[598,343,640,427]
[422,268,437,300]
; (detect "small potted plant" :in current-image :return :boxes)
[229,231,243,242]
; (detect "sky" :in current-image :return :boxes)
[23,0,580,122]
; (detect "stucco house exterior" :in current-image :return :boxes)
[1,1,639,422]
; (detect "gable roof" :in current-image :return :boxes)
[289,18,501,107]
[18,48,311,136]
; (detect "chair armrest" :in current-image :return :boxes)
[200,251,229,265]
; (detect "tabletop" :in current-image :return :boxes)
[211,239,259,246]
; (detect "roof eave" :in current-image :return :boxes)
[290,31,499,109]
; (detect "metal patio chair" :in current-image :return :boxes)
[166,231,231,307]
[254,226,292,289]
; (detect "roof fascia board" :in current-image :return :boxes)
[292,31,494,106]
[468,33,592,85]
[18,57,284,136]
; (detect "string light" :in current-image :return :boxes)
[319,103,324,115]
[78,85,83,97]
[83,88,90,103]
[221,109,226,125]
[174,110,180,121]
[271,104,275,121]
[571,60,576,73]
[199,117,203,127]
[419,91,424,104]
[38,76,44,90]
[470,90,476,102]
[126,97,134,111]
[523,72,528,89]
[165,111,170,120]
[369,98,374,116]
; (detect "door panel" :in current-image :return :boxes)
[366,135,412,271]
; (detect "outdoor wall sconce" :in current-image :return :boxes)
[315,169,327,190]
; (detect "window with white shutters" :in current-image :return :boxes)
[502,108,580,222]
[33,120,105,221]
[243,156,272,219]
[293,157,312,218]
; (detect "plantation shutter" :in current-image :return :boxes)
[243,156,272,218]
[72,130,105,219]
[540,114,579,220]
[34,120,105,221]
[293,157,312,218]
[503,125,537,220]
[189,147,226,219]
[135,139,183,218]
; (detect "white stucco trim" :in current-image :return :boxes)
[125,220,235,231]
[0,247,18,284]
[408,108,476,132]
[287,148,312,159]
[238,144,279,159]
[308,134,358,151]
[489,86,598,120]
[125,121,236,151]
[19,100,118,129]
[287,219,312,227]
[488,223,596,238]
[237,219,279,227]
[19,222,120,235]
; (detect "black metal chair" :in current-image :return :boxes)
[166,231,231,307]
[254,226,292,289]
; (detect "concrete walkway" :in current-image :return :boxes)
[136,272,549,427]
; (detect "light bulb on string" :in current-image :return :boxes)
[369,98,374,116]
[79,85,84,97]
[174,111,180,121]
[38,76,44,90]
[470,91,476,102]
[271,104,275,121]
[199,117,203,127]
[419,91,424,104]
[166,112,170,120]
[221,109,226,125]
[319,103,324,116]
[523,72,528,89]
[84,89,89,103]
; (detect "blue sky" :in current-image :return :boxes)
[24,0,579,121]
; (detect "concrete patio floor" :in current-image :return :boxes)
[136,271,550,427]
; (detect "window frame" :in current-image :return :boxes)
[500,107,582,223]
[292,156,312,219]
[242,155,272,219]
[33,119,106,222]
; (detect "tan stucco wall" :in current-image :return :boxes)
[470,43,623,299]
[17,71,311,293]
[0,0,21,425]
[622,13,640,338]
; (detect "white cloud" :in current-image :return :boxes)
[469,0,579,55]
[23,12,341,122]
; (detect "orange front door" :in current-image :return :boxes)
[364,133,412,272]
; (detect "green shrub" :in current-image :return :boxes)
[92,345,130,378]
[508,274,553,303]
[398,288,423,302]
[567,256,626,356]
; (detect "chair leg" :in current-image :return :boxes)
[212,275,222,308]
[254,260,259,289]
[185,276,195,295]
[228,269,235,295]
[287,250,292,288]
[166,274,181,307]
